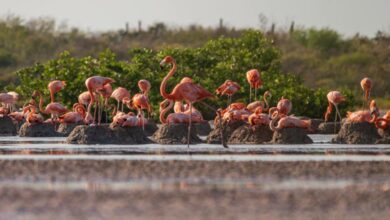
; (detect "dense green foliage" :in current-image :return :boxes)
[0,16,389,110]
[14,31,356,119]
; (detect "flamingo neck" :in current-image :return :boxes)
[324,102,333,122]
[37,93,48,114]
[50,90,55,103]
[263,93,270,112]
[160,100,173,124]
[160,60,177,100]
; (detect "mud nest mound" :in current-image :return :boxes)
[19,123,61,137]
[229,124,273,144]
[152,123,202,145]
[332,121,381,144]
[194,122,212,136]
[317,122,342,134]
[57,122,85,137]
[67,125,152,145]
[271,127,313,144]
[143,119,159,136]
[206,120,246,144]
[0,116,17,136]
[308,119,324,134]
[377,128,390,144]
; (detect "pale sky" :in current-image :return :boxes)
[1,0,389,37]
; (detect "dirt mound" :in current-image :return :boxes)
[152,123,202,145]
[206,120,245,144]
[57,122,85,137]
[67,125,151,144]
[194,122,212,136]
[317,122,342,134]
[19,123,61,137]
[143,119,159,136]
[271,127,313,144]
[332,122,381,144]
[0,116,17,136]
[228,124,273,144]
[377,128,390,144]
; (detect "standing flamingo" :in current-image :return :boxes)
[216,80,241,104]
[48,80,66,103]
[360,77,372,109]
[159,56,226,147]
[324,91,345,123]
[127,93,152,130]
[78,91,94,108]
[111,87,130,112]
[246,69,262,102]
[33,90,68,124]
[138,79,151,96]
[85,76,115,125]
[97,83,113,123]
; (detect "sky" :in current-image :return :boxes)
[0,0,389,37]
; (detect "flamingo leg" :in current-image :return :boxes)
[334,104,342,134]
[93,100,98,125]
[187,102,193,148]
[117,101,120,113]
[121,102,124,112]
[254,88,257,101]
[249,87,252,103]
[142,109,145,131]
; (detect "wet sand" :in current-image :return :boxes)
[1,160,390,219]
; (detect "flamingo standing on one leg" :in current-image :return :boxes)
[360,77,372,110]
[246,69,262,103]
[85,76,115,125]
[216,80,241,104]
[48,80,66,103]
[111,87,130,112]
[160,56,225,148]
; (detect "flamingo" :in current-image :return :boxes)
[376,110,390,130]
[269,110,311,131]
[247,91,272,113]
[58,103,86,124]
[97,83,113,123]
[159,56,225,147]
[246,69,262,102]
[127,93,151,130]
[111,87,130,112]
[360,77,372,109]
[48,80,66,103]
[324,91,345,123]
[216,80,241,104]
[269,97,292,117]
[33,90,68,124]
[248,106,271,126]
[85,76,115,125]
[78,91,94,108]
[346,100,379,123]
[174,101,205,122]
[24,105,44,124]
[138,79,151,96]
[0,93,14,112]
[6,91,19,112]
[160,99,204,124]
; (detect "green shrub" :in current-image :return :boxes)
[14,31,356,119]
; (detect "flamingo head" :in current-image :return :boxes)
[103,77,115,85]
[160,56,174,69]
[369,100,379,117]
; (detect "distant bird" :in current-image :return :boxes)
[85,76,115,125]
[216,80,241,104]
[48,80,66,103]
[160,56,216,147]
[324,91,345,123]
[138,79,151,96]
[111,87,130,112]
[346,100,379,123]
[360,77,372,109]
[246,69,262,103]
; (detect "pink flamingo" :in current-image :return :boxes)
[127,93,152,130]
[138,79,151,96]
[269,97,292,117]
[85,76,115,125]
[97,83,113,123]
[160,56,219,147]
[247,91,272,113]
[160,99,204,124]
[376,110,390,130]
[33,90,68,124]
[58,103,86,124]
[324,91,345,123]
[346,100,379,123]
[216,80,241,104]
[78,91,94,108]
[360,77,373,109]
[248,106,270,126]
[269,110,311,131]
[246,69,262,102]
[111,87,130,112]
[48,80,66,103]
